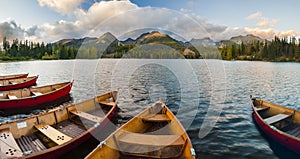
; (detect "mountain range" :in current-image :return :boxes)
[53,31,266,58]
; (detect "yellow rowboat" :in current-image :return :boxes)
[85,100,196,159]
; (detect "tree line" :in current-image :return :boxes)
[220,36,300,61]
[3,36,300,61]
[0,37,76,61]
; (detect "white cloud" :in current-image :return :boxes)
[0,20,39,42]
[38,0,84,15]
[276,30,297,38]
[246,11,278,28]
[0,1,298,43]
[244,27,298,39]
[245,27,275,39]
[246,12,262,20]
[244,12,298,39]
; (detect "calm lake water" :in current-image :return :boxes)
[1,59,300,159]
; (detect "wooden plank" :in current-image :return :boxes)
[8,95,18,99]
[0,129,23,158]
[118,133,185,147]
[32,92,43,96]
[99,100,115,106]
[70,110,103,123]
[264,114,291,125]
[142,114,171,122]
[35,123,72,145]
[255,107,270,111]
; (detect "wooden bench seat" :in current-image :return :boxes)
[264,114,292,125]
[0,129,23,158]
[255,106,270,111]
[32,91,43,96]
[35,123,72,145]
[99,100,115,106]
[142,114,171,122]
[70,110,103,123]
[118,132,185,147]
[8,95,18,99]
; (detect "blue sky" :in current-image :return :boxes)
[0,0,298,42]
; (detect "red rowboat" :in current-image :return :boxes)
[0,81,72,114]
[0,76,38,91]
[251,96,300,154]
[0,91,118,159]
[0,73,28,80]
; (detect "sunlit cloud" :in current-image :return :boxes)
[246,12,262,20]
[246,11,278,28]
[38,0,84,15]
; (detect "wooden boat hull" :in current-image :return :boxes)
[0,91,118,159]
[0,82,72,114]
[0,73,28,80]
[0,76,38,91]
[26,105,117,159]
[251,98,300,154]
[85,101,196,159]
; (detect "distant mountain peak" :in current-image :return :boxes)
[144,31,167,39]
[97,32,117,44]
[229,34,264,43]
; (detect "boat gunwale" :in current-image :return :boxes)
[0,73,28,80]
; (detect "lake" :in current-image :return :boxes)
[1,59,300,159]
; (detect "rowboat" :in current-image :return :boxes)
[0,73,28,80]
[0,91,118,159]
[0,81,73,115]
[85,100,196,159]
[251,96,300,154]
[0,76,38,91]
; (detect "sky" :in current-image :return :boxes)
[0,0,298,43]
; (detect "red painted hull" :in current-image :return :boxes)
[252,106,300,154]
[0,76,38,91]
[0,73,28,80]
[26,105,118,159]
[0,82,72,110]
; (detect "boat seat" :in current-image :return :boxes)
[255,106,270,111]
[99,100,115,106]
[264,114,292,125]
[0,129,23,158]
[69,110,103,123]
[35,123,72,145]
[32,91,43,96]
[8,95,18,99]
[118,132,185,147]
[142,114,171,122]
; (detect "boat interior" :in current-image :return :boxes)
[0,82,69,100]
[253,99,300,138]
[0,93,115,158]
[0,76,36,86]
[87,102,193,159]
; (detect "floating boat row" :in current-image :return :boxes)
[251,96,300,155]
[0,73,73,115]
[0,73,196,158]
